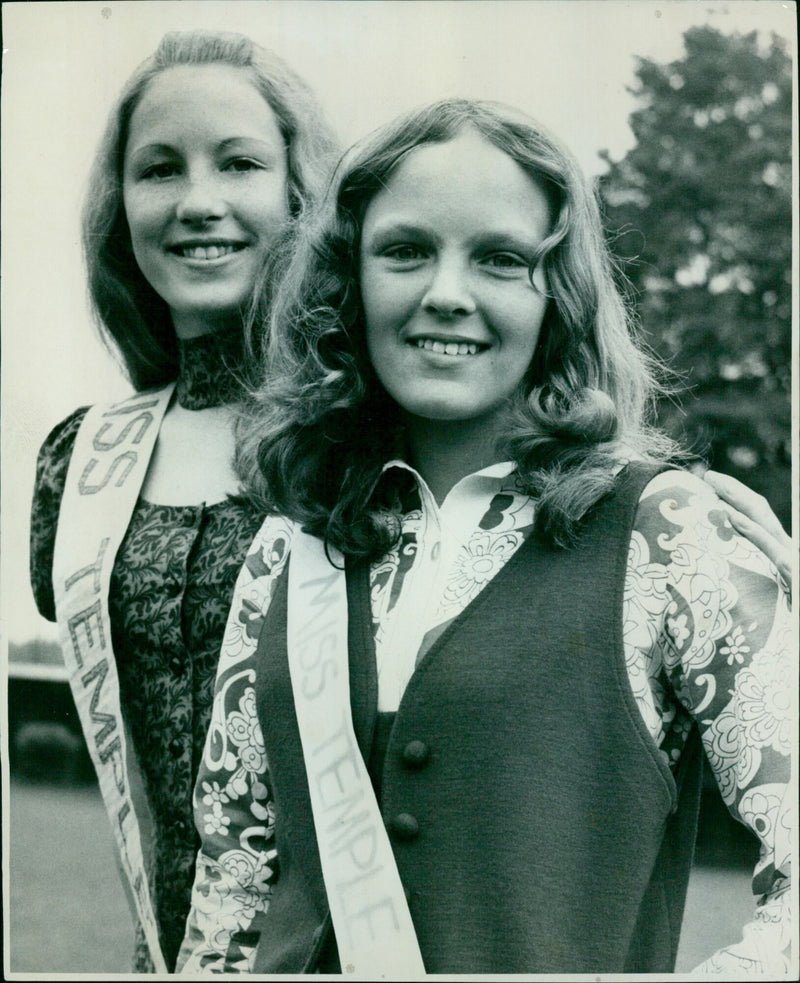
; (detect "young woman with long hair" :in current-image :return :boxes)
[29,30,336,972]
[179,99,791,976]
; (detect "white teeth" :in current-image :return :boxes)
[179,244,238,260]
[413,338,481,356]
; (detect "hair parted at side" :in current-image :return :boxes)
[237,97,679,555]
[82,29,336,391]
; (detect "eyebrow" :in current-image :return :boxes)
[216,137,279,155]
[364,220,432,240]
[473,230,544,252]
[364,219,544,252]
[126,137,281,163]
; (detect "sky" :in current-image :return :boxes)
[1,0,796,644]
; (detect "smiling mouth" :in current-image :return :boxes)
[410,338,488,356]
[169,243,245,260]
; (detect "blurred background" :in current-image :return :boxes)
[599,22,793,527]
[2,0,795,975]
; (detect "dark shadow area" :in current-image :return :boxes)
[694,785,760,869]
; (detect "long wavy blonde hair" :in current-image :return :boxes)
[238,98,678,555]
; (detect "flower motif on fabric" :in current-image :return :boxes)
[183,513,298,971]
[370,555,400,646]
[200,673,273,840]
[702,636,791,805]
[220,846,277,897]
[183,853,273,970]
[666,612,691,650]
[720,624,754,666]
[201,781,232,836]
[738,786,782,842]
[226,688,267,775]
[216,686,267,819]
[441,530,522,608]
[661,486,780,581]
[697,946,788,978]
[735,644,793,758]
[202,805,231,837]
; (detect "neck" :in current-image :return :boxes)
[171,309,240,340]
[405,416,502,505]
[175,326,245,411]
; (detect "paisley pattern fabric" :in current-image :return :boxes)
[30,402,264,972]
[178,464,792,976]
[29,407,90,623]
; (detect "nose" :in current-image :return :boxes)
[421,257,476,317]
[175,172,227,225]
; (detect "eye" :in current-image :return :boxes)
[382,244,426,263]
[223,157,265,173]
[140,161,179,181]
[483,252,529,273]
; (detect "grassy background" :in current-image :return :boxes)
[8,780,133,974]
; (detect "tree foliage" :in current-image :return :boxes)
[599,26,792,524]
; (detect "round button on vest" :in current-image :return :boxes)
[390,813,420,840]
[402,740,429,768]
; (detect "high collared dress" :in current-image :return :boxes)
[29,333,264,972]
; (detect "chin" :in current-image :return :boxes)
[407,404,490,424]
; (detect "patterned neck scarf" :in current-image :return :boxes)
[175,327,246,410]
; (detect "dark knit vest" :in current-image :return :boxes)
[251,463,703,974]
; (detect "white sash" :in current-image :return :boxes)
[52,384,174,974]
[287,529,426,979]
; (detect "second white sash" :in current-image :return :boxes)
[286,529,426,979]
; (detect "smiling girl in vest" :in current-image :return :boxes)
[29,31,335,972]
[178,99,791,976]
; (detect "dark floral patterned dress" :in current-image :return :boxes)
[29,334,263,972]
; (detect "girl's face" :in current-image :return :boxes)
[123,64,290,338]
[360,129,552,440]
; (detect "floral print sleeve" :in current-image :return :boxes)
[177,517,295,973]
[629,470,793,978]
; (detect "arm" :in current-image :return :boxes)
[29,407,89,620]
[177,517,295,974]
[633,471,793,978]
[177,668,278,973]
